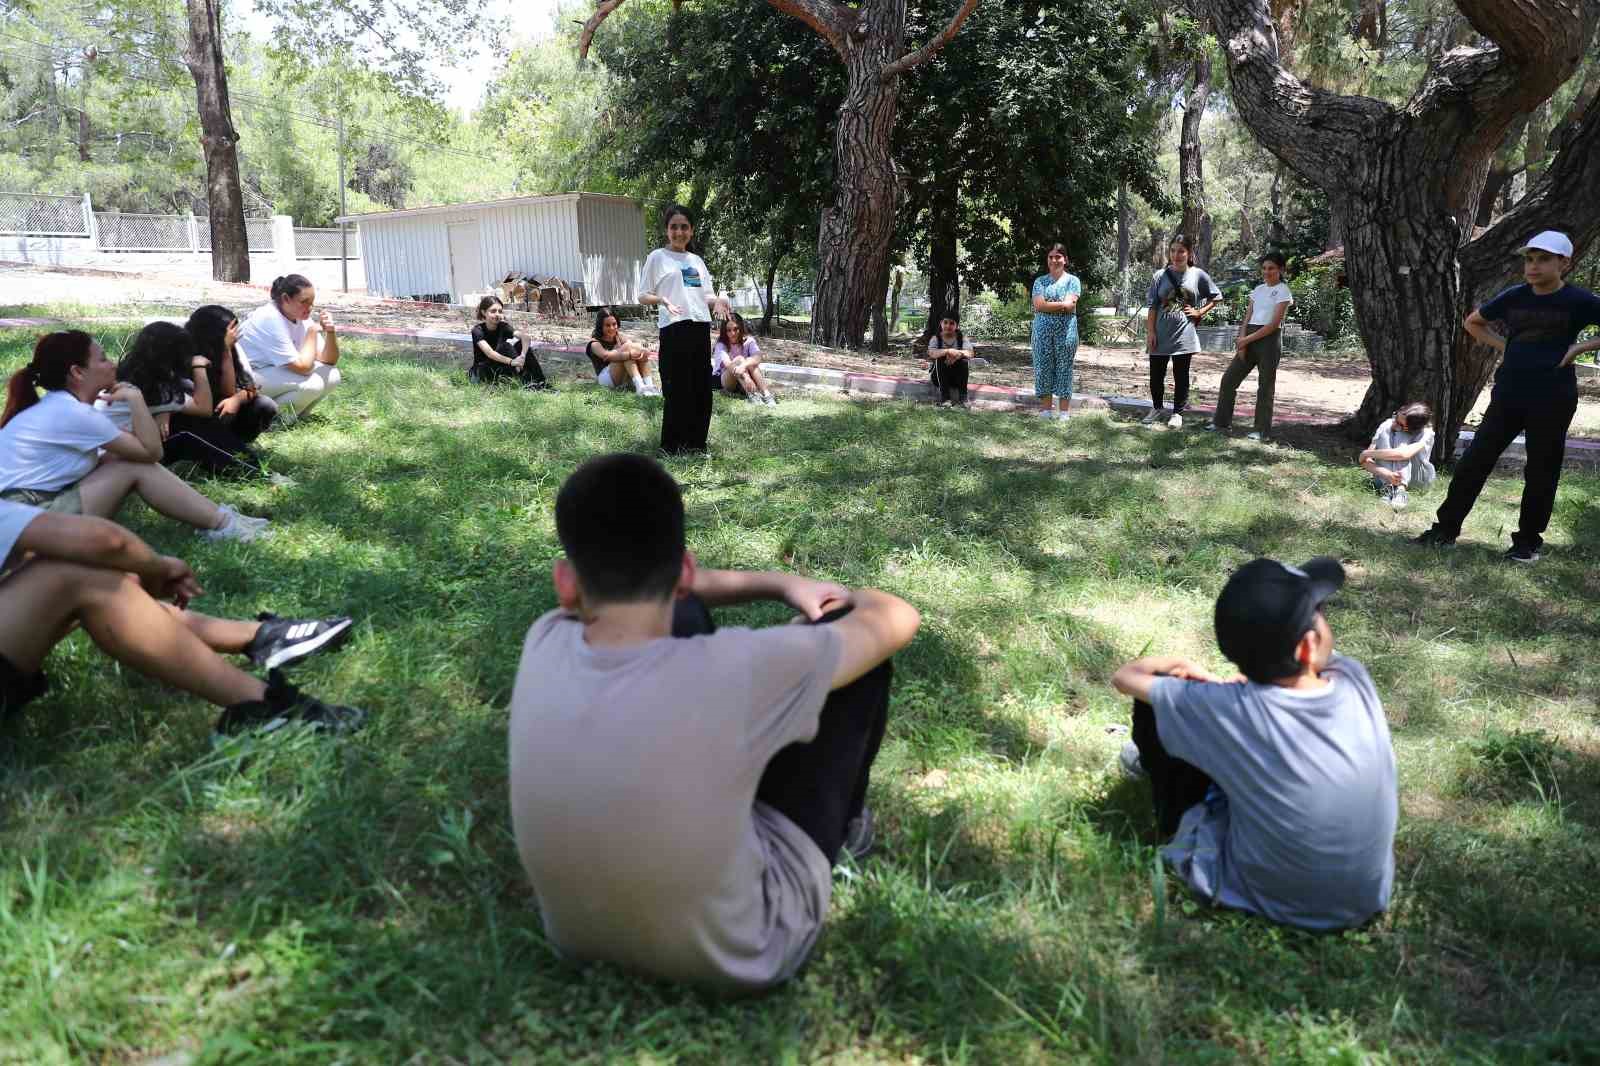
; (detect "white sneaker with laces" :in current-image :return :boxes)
[203,504,271,543]
[1246,431,1265,441]
[1166,412,1184,429]
[1390,486,1409,511]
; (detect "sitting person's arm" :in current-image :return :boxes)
[475,332,519,367]
[15,510,202,606]
[284,312,340,375]
[99,384,163,463]
[180,357,214,416]
[1111,655,1228,703]
[1362,439,1428,463]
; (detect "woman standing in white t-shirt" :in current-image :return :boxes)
[235,274,343,422]
[0,331,267,540]
[1207,251,1295,441]
[637,205,733,455]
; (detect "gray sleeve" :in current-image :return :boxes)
[1197,270,1221,302]
[742,625,845,761]
[1146,276,1163,307]
[1148,676,1235,768]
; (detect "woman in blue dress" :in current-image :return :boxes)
[1031,243,1081,421]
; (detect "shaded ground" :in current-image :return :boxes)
[5,258,1598,436]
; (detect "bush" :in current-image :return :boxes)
[1289,265,1356,342]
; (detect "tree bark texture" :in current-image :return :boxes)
[760,253,779,335]
[925,196,960,336]
[183,0,249,283]
[1116,180,1132,313]
[1199,0,1600,460]
[870,255,891,351]
[1178,54,1212,265]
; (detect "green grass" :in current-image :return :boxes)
[2,323,1599,1064]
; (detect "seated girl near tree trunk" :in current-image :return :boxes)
[1359,402,1435,512]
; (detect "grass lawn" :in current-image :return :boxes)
[1,324,1598,1064]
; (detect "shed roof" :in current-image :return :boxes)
[334,191,639,226]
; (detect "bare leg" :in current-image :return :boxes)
[164,603,259,653]
[77,461,223,530]
[0,562,264,705]
[604,363,629,389]
[634,355,656,389]
[721,368,744,394]
[748,365,772,394]
[624,359,645,387]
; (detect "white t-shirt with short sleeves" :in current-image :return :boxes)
[1246,282,1294,326]
[236,302,313,370]
[0,390,122,494]
[642,248,715,328]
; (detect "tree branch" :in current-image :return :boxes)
[881,0,981,80]
[767,0,849,59]
[577,0,629,61]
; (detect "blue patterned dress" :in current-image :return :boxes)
[1031,272,1081,398]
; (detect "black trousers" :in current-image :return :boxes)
[1432,385,1579,551]
[165,413,267,476]
[930,357,969,402]
[658,321,713,454]
[1131,698,1214,838]
[1149,351,1194,413]
[470,341,549,388]
[672,596,892,865]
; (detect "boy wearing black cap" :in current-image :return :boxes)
[1111,556,1397,931]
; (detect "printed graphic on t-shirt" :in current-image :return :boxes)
[1158,271,1193,313]
[681,266,703,289]
[1505,306,1579,346]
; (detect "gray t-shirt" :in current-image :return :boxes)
[508,608,844,992]
[1148,654,1397,930]
[1147,266,1222,357]
[1369,419,1436,488]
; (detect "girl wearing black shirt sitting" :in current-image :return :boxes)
[587,308,659,395]
[470,297,550,389]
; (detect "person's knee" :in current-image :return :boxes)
[321,365,343,390]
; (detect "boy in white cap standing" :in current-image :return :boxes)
[1413,231,1600,561]
[1111,556,1397,931]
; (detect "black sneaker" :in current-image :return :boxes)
[214,670,368,738]
[1505,544,1541,564]
[1410,527,1457,548]
[841,807,876,862]
[244,612,353,670]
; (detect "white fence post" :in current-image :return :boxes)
[272,215,296,268]
[187,215,200,253]
[81,193,97,245]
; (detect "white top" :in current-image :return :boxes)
[0,498,41,570]
[0,390,121,494]
[1246,282,1294,327]
[94,395,188,432]
[642,248,716,328]
[236,302,313,370]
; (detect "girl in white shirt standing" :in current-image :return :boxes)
[235,274,343,422]
[1207,252,1294,441]
[638,205,733,455]
[0,331,267,541]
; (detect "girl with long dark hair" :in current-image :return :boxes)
[637,205,733,454]
[713,313,774,405]
[470,296,551,389]
[587,308,659,394]
[186,304,278,442]
[1143,236,1221,428]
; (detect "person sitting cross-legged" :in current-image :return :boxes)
[0,501,364,736]
[1110,556,1397,932]
[509,453,920,993]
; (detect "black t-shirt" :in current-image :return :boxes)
[471,322,518,368]
[587,338,617,374]
[1480,283,1600,394]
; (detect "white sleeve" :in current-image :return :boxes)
[62,400,123,450]
[238,306,302,369]
[1276,284,1294,305]
[697,255,716,296]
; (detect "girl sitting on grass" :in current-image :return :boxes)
[587,308,659,396]
[0,330,267,541]
[712,313,775,406]
[1359,402,1435,511]
[470,296,550,389]
[927,313,975,408]
[185,304,278,450]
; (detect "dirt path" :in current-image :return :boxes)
[5,260,1596,435]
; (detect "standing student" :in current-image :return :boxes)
[1030,244,1081,420]
[927,314,974,408]
[1144,236,1221,428]
[1208,252,1294,440]
[713,313,775,406]
[1359,402,1435,511]
[184,304,279,457]
[638,205,733,454]
[234,274,343,421]
[469,296,550,389]
[0,331,268,542]
[1111,556,1396,932]
[1413,231,1600,562]
[587,308,659,395]
[509,454,919,992]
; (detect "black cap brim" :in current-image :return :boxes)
[1298,555,1345,608]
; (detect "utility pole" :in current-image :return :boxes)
[338,116,348,293]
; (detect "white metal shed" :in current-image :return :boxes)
[336,192,646,307]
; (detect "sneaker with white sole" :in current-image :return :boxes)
[1245,431,1265,442]
[1140,406,1166,425]
[1390,487,1409,511]
[1202,421,1221,432]
[1167,412,1184,429]
[213,669,367,740]
[201,504,271,543]
[762,393,777,406]
[244,612,354,670]
[1505,544,1540,564]
[841,807,876,861]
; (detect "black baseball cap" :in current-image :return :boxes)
[1214,557,1345,682]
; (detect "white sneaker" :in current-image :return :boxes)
[1202,421,1220,433]
[1166,412,1184,429]
[745,391,762,404]
[1036,407,1059,419]
[203,504,271,543]
[1245,431,1265,442]
[1140,407,1165,425]
[1390,487,1409,511]
[762,393,777,407]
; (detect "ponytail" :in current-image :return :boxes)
[270,273,313,308]
[2,330,94,428]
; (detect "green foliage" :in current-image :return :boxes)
[1289,264,1355,342]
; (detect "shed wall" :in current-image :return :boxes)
[477,200,583,298]
[576,198,646,307]
[361,214,456,300]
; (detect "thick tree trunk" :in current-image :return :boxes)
[810,0,906,349]
[1116,179,1131,313]
[1178,54,1212,261]
[925,197,959,338]
[183,0,249,283]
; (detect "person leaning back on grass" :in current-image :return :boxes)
[1412,230,1600,562]
[0,501,363,738]
[1111,556,1397,932]
[508,453,920,993]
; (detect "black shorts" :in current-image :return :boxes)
[0,651,48,719]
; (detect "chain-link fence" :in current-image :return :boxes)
[293,227,359,259]
[93,212,191,250]
[0,192,89,236]
[196,217,276,253]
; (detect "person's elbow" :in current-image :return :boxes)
[887,595,921,651]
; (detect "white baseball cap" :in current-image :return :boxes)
[1518,230,1574,257]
